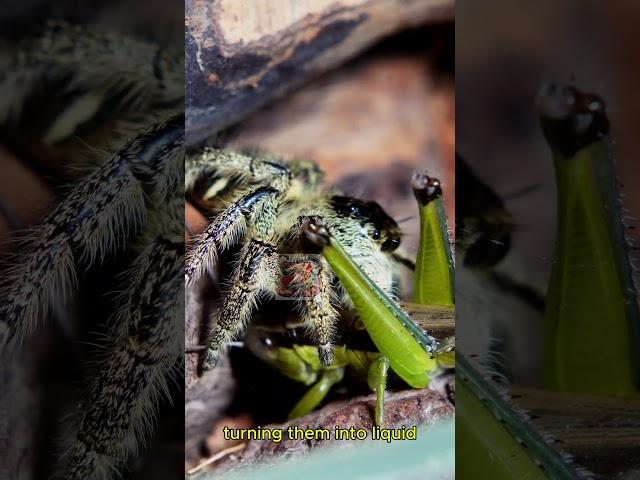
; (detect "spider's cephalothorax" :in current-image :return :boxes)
[0,21,183,479]
[186,149,404,370]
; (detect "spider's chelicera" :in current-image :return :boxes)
[186,149,406,370]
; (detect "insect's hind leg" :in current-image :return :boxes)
[288,367,344,420]
[367,356,390,426]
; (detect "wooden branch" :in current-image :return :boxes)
[511,387,640,477]
[185,0,454,145]
[402,302,455,339]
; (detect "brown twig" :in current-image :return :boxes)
[187,443,247,475]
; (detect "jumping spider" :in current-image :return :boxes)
[186,149,414,372]
[0,21,183,479]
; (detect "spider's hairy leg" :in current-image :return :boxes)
[203,237,280,370]
[185,149,293,283]
[288,253,339,366]
[185,187,279,283]
[65,235,183,480]
[0,21,182,145]
[202,186,283,370]
[0,114,183,347]
[186,148,290,197]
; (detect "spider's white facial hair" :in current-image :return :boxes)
[457,262,544,385]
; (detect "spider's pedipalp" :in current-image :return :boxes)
[65,234,183,480]
[287,253,339,366]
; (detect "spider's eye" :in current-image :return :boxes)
[372,228,381,240]
[381,237,400,252]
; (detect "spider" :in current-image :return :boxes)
[0,21,183,479]
[185,148,415,372]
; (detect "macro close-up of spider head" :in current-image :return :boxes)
[183,5,455,474]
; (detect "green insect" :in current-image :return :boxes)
[246,303,455,425]
[244,172,456,426]
[457,84,640,479]
[538,84,640,396]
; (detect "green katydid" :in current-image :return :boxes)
[245,321,453,426]
[294,173,455,423]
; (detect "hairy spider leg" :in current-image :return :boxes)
[186,148,291,196]
[0,22,181,154]
[66,235,183,479]
[0,115,183,348]
[185,186,279,282]
[202,190,282,370]
[188,151,342,368]
[185,148,292,284]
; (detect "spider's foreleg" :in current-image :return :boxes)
[0,115,183,347]
[65,235,183,479]
[185,187,279,283]
[203,238,279,370]
[186,148,290,194]
[202,187,282,370]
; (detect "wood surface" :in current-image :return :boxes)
[185,0,454,145]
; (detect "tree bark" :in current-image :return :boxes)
[185,0,454,145]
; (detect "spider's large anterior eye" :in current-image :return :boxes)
[381,237,400,252]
